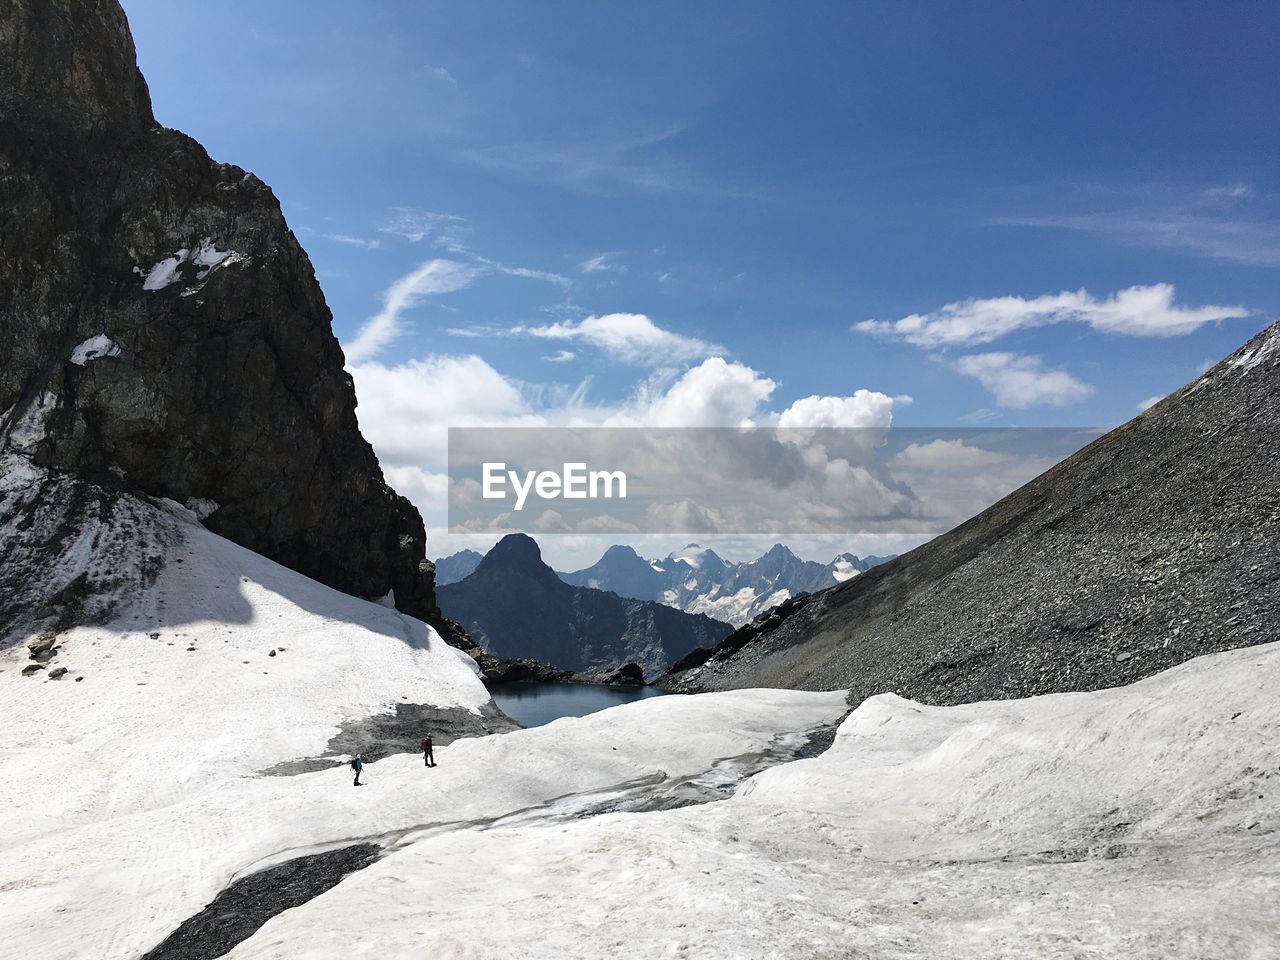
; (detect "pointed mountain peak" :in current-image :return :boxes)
[478,533,547,572]
[601,544,642,561]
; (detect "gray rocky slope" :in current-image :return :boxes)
[0,0,449,633]
[661,321,1280,703]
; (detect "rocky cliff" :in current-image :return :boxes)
[0,0,443,626]
[661,321,1280,704]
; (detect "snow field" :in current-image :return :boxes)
[227,642,1280,959]
[0,469,848,960]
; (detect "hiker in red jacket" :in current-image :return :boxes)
[420,734,435,767]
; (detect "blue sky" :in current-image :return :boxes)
[123,1,1278,564]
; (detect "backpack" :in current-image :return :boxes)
[350,757,360,771]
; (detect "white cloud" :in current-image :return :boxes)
[776,391,896,429]
[344,260,482,362]
[351,350,905,527]
[1137,394,1165,412]
[544,350,576,363]
[350,354,541,467]
[951,352,1094,408]
[996,213,1280,268]
[625,358,776,427]
[855,284,1249,348]
[469,255,570,288]
[377,208,468,245]
[427,65,458,86]
[580,253,625,274]
[1200,183,1254,204]
[455,126,691,193]
[513,313,723,365]
[322,233,380,250]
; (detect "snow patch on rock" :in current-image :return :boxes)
[139,238,243,292]
[2,390,57,452]
[1231,327,1280,375]
[69,334,121,366]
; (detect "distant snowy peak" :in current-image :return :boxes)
[828,553,865,583]
[433,549,484,587]
[558,543,896,627]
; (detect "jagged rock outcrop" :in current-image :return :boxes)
[0,0,443,625]
[439,534,735,679]
[661,322,1280,704]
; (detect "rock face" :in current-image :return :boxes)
[438,534,735,679]
[661,322,1280,704]
[0,0,441,621]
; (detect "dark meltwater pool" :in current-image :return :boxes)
[489,682,668,727]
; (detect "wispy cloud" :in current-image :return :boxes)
[580,252,626,274]
[581,252,624,273]
[512,312,723,365]
[991,182,1280,267]
[455,126,692,193]
[323,233,381,251]
[376,207,569,287]
[951,352,1094,408]
[427,65,458,86]
[344,259,482,362]
[855,284,1249,348]
[997,212,1280,268]
[471,256,570,288]
[377,208,469,245]
[543,349,577,363]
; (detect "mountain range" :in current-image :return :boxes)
[436,534,735,678]
[436,542,894,627]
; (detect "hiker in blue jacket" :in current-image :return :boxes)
[351,754,364,786]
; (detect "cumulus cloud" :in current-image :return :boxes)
[513,313,724,365]
[951,353,1094,408]
[349,353,541,465]
[350,350,906,532]
[776,391,896,430]
[628,358,775,427]
[855,284,1249,348]
[344,260,482,362]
